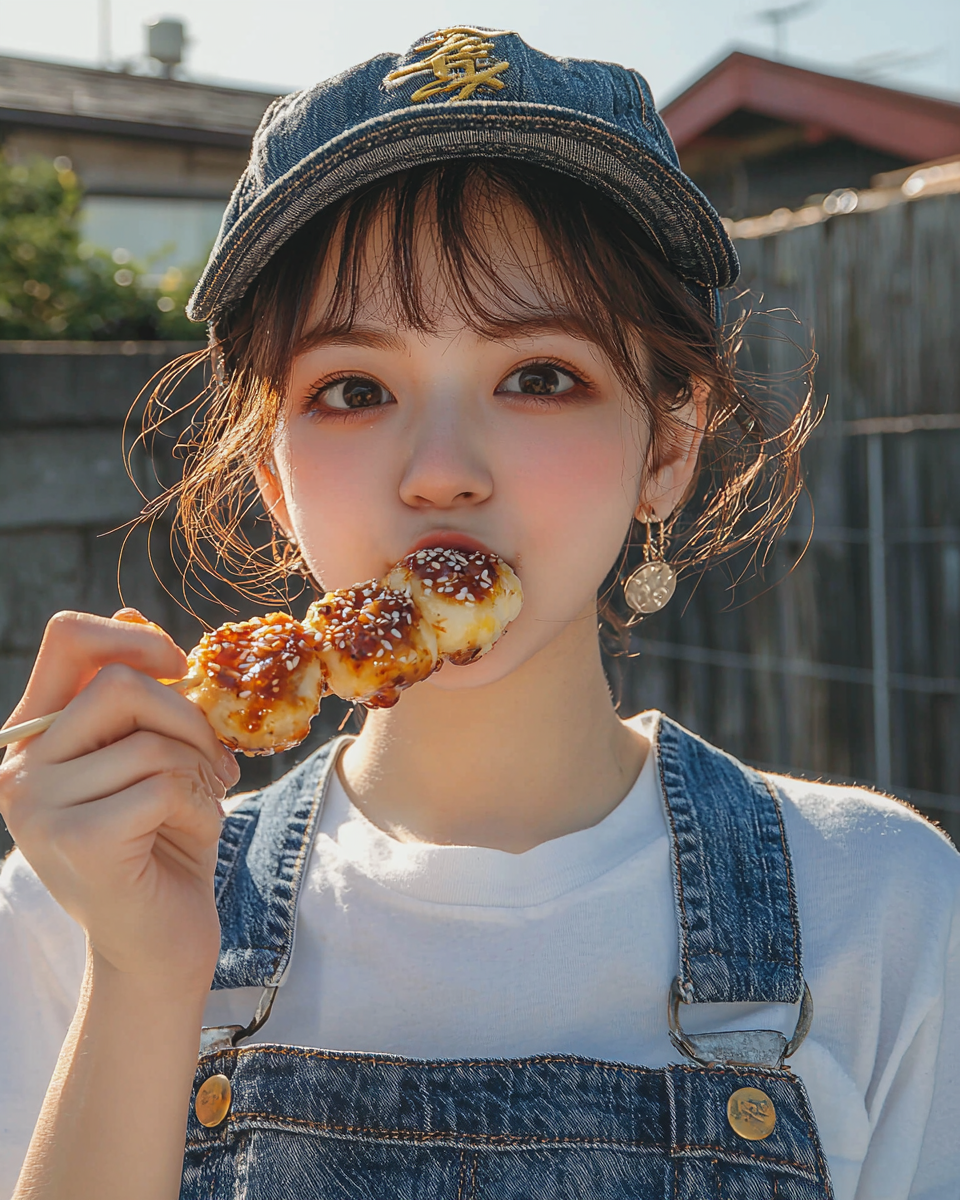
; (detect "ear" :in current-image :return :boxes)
[253,460,295,541]
[636,377,708,521]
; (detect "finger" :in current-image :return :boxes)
[52,769,224,882]
[35,731,228,811]
[6,611,189,727]
[1,742,227,851]
[32,664,238,786]
[113,611,182,674]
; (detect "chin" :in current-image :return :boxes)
[420,610,575,692]
[423,645,522,691]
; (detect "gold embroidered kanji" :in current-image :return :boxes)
[386,28,511,103]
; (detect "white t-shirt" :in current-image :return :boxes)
[1,711,959,1199]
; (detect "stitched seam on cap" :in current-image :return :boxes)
[197,108,730,310]
[207,125,696,290]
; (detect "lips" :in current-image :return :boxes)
[405,531,512,566]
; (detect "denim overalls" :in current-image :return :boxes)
[181,716,833,1198]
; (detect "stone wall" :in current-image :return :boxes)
[0,341,348,857]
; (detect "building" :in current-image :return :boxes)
[662,51,960,218]
[0,54,277,270]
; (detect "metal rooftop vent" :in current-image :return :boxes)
[146,18,185,78]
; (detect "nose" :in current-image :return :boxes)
[398,405,494,511]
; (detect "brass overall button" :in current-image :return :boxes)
[195,1074,232,1128]
[727,1087,776,1141]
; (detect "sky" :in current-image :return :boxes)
[1,0,958,106]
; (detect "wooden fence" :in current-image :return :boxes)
[622,191,960,839]
[1,190,958,854]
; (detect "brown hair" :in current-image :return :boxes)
[138,160,816,631]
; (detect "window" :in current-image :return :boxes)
[80,195,227,274]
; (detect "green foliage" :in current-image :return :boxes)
[0,154,202,340]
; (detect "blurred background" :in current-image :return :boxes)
[1,1,958,852]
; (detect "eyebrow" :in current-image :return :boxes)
[295,326,407,354]
[483,315,597,343]
[295,314,598,356]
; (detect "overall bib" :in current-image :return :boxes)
[181,716,833,1199]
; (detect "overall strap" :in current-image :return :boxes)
[211,736,347,990]
[656,715,803,1005]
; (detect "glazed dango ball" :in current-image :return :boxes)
[305,582,439,708]
[384,547,523,665]
[183,613,325,755]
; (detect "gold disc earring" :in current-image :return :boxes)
[623,512,677,620]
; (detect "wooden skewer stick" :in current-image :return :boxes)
[0,674,204,750]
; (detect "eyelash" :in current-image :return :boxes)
[301,358,596,420]
[302,374,392,422]
[496,358,594,407]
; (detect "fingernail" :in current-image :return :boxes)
[219,749,241,786]
[200,761,228,800]
[113,607,149,624]
[215,798,226,818]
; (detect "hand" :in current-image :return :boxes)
[0,610,240,991]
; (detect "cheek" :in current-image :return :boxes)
[501,414,644,593]
[426,419,642,692]
[275,420,394,587]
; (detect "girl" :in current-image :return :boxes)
[1,26,958,1200]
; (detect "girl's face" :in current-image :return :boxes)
[262,196,700,690]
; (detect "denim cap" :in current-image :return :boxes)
[188,27,738,326]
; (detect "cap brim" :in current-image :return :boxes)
[188,101,738,324]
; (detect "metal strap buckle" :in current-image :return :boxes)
[199,985,279,1055]
[667,976,813,1069]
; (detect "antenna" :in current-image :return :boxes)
[98,0,112,67]
[853,49,937,81]
[754,0,815,60]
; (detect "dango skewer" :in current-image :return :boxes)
[0,548,522,755]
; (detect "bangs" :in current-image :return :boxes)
[223,161,718,450]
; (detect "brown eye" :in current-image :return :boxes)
[320,376,393,410]
[521,366,560,394]
[498,364,576,396]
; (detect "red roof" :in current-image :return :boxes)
[662,52,960,164]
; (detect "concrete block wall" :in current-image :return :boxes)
[0,342,349,858]
[1,344,194,717]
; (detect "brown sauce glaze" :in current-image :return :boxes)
[310,584,438,708]
[191,613,319,734]
[404,548,499,604]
